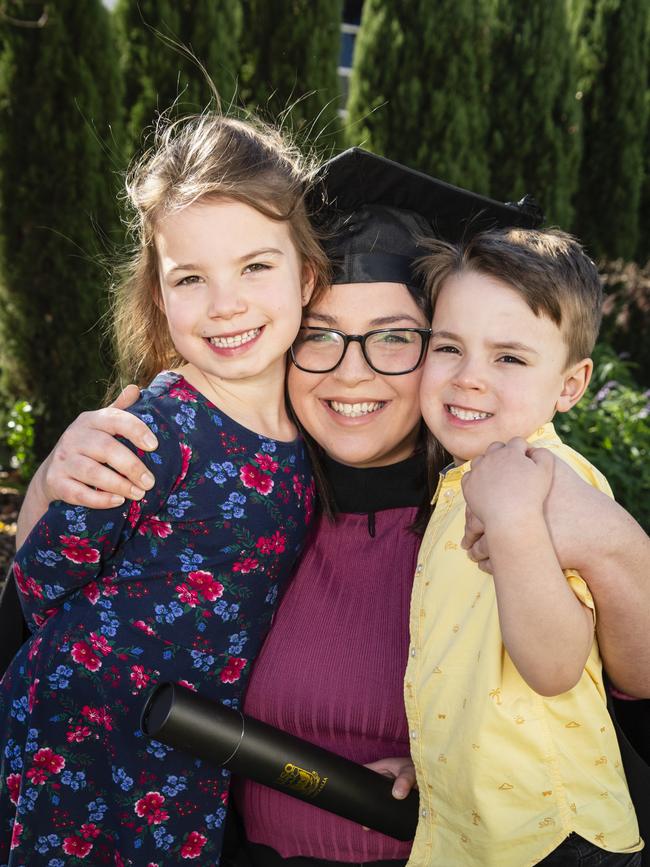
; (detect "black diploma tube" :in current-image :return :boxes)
[141,682,419,841]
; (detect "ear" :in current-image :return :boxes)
[555,357,593,413]
[301,262,316,307]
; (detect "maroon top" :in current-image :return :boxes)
[233,499,422,861]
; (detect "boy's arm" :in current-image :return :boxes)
[17,386,156,547]
[462,440,650,697]
[466,444,594,696]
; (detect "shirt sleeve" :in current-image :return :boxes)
[13,396,183,626]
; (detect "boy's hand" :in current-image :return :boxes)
[363,757,417,800]
[461,438,554,532]
[42,384,157,508]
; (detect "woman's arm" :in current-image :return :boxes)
[463,444,594,696]
[17,385,157,546]
[462,439,650,697]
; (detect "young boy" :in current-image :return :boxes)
[405,229,643,866]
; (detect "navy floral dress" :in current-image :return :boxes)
[0,372,314,866]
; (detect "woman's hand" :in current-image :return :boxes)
[364,756,417,800]
[41,384,157,508]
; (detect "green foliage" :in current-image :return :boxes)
[488,0,580,225]
[240,0,342,151]
[0,1,123,461]
[557,344,650,531]
[114,0,242,157]
[4,400,36,481]
[599,259,650,388]
[346,0,491,192]
[571,0,650,259]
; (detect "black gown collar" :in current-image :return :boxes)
[323,451,428,514]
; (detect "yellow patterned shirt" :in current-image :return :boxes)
[404,423,642,867]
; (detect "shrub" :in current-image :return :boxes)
[557,343,649,531]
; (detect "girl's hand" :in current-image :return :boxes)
[461,438,554,530]
[364,756,417,800]
[42,385,158,508]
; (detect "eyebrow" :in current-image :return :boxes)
[165,248,284,276]
[305,312,424,328]
[431,330,539,355]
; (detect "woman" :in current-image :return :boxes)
[9,150,650,866]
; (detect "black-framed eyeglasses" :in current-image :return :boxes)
[290,326,432,375]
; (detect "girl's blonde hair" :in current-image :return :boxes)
[111,113,330,388]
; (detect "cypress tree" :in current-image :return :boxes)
[240,0,343,151]
[0,1,122,460]
[488,0,580,226]
[345,0,491,192]
[572,0,649,260]
[114,0,242,157]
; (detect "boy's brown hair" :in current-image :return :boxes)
[417,228,603,366]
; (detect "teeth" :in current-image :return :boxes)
[329,401,385,418]
[448,405,492,421]
[209,328,260,348]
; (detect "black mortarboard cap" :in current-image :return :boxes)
[309,148,543,294]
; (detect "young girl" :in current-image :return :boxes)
[0,114,328,866]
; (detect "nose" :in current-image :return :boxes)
[207,278,247,319]
[451,355,487,391]
[332,339,375,385]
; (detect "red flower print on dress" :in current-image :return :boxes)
[180,830,208,859]
[138,516,173,539]
[80,822,101,840]
[220,656,246,683]
[127,500,141,528]
[62,835,93,857]
[255,530,286,555]
[239,464,274,495]
[81,705,114,730]
[176,583,200,607]
[292,473,303,498]
[82,581,100,604]
[7,773,21,805]
[27,635,42,660]
[60,535,101,564]
[133,619,156,636]
[187,571,223,602]
[28,678,39,712]
[177,679,197,691]
[255,452,278,473]
[129,665,150,691]
[134,791,169,825]
[26,747,65,784]
[169,385,198,403]
[232,557,259,574]
[175,442,192,487]
[10,820,22,850]
[13,562,43,599]
[71,641,102,672]
[66,725,92,743]
[89,632,112,656]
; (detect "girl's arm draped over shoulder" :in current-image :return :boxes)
[462,439,650,697]
[16,386,157,547]
[14,396,181,627]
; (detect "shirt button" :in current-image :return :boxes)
[415,563,423,575]
[444,489,454,498]
[421,808,428,818]
[410,730,417,739]
[410,647,416,658]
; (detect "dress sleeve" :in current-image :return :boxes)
[13,397,183,626]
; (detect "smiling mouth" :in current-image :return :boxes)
[208,328,261,349]
[447,405,493,421]
[328,400,386,418]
